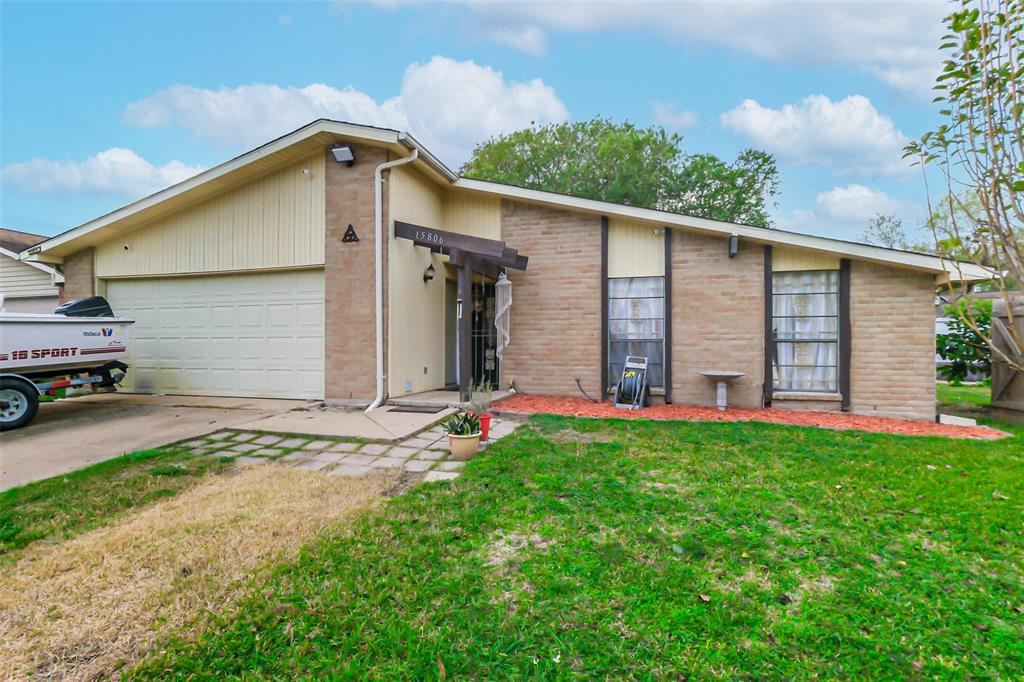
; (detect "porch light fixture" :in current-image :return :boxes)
[330,144,356,166]
[728,234,740,258]
[423,263,436,282]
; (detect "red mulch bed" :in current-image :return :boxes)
[495,394,1010,440]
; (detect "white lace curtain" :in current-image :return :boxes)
[494,272,512,359]
[773,271,839,392]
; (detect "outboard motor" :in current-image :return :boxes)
[54,296,115,318]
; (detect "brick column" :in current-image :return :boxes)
[670,231,765,408]
[499,200,602,395]
[850,261,935,419]
[324,144,388,403]
[60,248,95,302]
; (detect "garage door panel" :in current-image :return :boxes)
[295,303,323,327]
[238,303,266,327]
[295,337,322,361]
[183,306,211,329]
[156,338,183,362]
[237,337,266,361]
[181,337,208,359]
[157,306,184,329]
[107,270,324,399]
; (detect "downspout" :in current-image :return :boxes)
[365,146,418,413]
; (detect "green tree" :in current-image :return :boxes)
[461,118,780,227]
[937,299,993,384]
[860,213,934,252]
[905,0,1023,374]
[861,213,912,249]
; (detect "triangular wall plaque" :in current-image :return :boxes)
[342,224,359,243]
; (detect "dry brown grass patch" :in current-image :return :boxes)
[485,530,556,568]
[0,465,397,681]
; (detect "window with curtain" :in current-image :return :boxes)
[772,270,839,393]
[608,276,664,388]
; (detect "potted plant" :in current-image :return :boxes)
[442,411,482,461]
[469,381,494,441]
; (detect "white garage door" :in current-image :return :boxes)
[106,270,324,399]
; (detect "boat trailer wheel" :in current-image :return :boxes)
[0,378,39,431]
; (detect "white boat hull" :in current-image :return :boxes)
[0,313,134,375]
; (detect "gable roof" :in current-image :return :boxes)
[20,119,991,282]
[0,227,48,253]
[0,243,64,285]
[23,120,456,260]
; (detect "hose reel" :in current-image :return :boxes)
[613,356,649,410]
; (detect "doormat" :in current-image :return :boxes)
[387,405,447,414]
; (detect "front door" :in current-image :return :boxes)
[471,282,499,390]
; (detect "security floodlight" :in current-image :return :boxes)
[330,145,356,166]
[423,263,436,283]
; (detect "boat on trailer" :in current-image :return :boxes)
[0,296,134,430]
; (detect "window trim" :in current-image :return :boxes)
[770,268,843,395]
[606,274,666,390]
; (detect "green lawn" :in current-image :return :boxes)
[128,416,1024,680]
[937,381,992,415]
[0,445,232,562]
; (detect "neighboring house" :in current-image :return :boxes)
[21,120,991,419]
[0,227,63,313]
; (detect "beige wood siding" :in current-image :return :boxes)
[609,219,665,278]
[772,247,840,272]
[95,154,325,277]
[444,191,501,240]
[388,165,447,396]
[0,256,59,297]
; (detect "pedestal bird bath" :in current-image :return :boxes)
[700,371,745,411]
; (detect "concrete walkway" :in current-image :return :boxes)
[179,416,523,482]
[240,405,457,441]
[1,393,297,491]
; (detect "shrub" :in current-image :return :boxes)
[937,299,992,384]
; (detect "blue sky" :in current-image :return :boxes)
[1,1,951,242]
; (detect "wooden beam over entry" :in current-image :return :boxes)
[394,221,507,259]
[395,221,529,401]
[394,220,528,271]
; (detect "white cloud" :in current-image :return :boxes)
[418,1,947,99]
[650,101,698,129]
[1,148,204,198]
[487,24,547,57]
[774,185,919,240]
[720,95,912,178]
[815,184,904,223]
[123,56,568,167]
[278,14,292,28]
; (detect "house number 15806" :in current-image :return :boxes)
[415,230,444,245]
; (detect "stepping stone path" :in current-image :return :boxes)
[168,416,523,488]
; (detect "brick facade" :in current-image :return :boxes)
[849,261,936,420]
[499,200,603,395]
[494,218,935,419]
[324,144,387,402]
[50,141,937,418]
[670,231,766,408]
[60,247,95,302]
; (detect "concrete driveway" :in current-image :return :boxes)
[0,393,309,491]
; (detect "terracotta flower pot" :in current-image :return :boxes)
[448,432,481,461]
[477,413,492,441]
